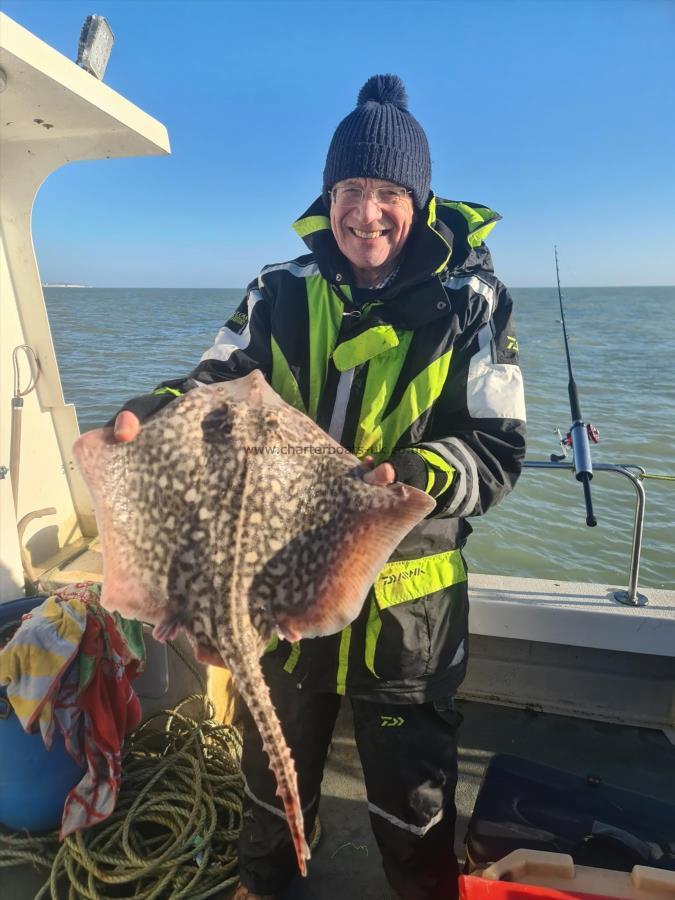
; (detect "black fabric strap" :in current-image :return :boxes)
[104,391,176,428]
[389,450,428,491]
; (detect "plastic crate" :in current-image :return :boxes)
[460,876,615,899]
[460,849,675,899]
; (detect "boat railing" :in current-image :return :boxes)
[522,461,652,606]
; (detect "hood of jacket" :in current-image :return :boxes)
[292,193,502,297]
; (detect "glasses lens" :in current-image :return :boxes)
[375,188,406,204]
[331,186,409,206]
[333,187,363,206]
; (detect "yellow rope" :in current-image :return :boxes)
[0,692,244,900]
[640,472,675,482]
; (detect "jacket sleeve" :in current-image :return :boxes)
[109,278,273,425]
[391,280,526,518]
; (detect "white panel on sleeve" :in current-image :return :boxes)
[467,351,526,421]
[443,275,496,318]
[200,289,263,363]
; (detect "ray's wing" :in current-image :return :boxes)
[73,425,171,625]
[253,471,435,642]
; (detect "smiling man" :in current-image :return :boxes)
[328,178,415,288]
[112,74,526,899]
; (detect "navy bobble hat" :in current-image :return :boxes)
[322,74,431,210]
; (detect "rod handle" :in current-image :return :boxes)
[582,474,597,527]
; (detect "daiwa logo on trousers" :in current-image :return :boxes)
[380,715,405,727]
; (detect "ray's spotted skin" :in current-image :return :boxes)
[73,370,434,875]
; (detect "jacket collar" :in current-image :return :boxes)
[291,194,501,328]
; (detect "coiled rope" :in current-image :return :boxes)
[0,644,244,899]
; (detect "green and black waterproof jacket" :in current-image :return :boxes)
[119,194,526,702]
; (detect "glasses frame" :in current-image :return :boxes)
[329,185,413,208]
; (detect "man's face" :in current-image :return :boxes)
[329,177,415,280]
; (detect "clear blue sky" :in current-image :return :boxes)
[5,0,675,288]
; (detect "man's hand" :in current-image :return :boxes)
[112,410,141,442]
[361,455,396,486]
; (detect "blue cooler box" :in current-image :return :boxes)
[0,595,86,834]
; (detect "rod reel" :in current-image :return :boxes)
[551,423,599,463]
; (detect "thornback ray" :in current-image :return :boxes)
[72,369,435,874]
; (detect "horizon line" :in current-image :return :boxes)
[43,283,675,291]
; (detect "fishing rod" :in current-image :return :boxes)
[551,247,598,527]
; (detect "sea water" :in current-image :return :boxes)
[44,286,674,591]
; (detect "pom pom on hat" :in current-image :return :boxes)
[323,73,431,210]
[357,74,408,109]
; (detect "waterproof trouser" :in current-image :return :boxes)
[237,655,462,899]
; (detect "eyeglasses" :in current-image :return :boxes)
[330,185,412,207]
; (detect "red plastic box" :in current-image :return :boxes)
[459,875,617,900]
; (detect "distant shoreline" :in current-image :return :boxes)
[42,283,89,288]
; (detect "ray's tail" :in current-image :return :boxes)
[227,646,310,876]
[224,385,309,875]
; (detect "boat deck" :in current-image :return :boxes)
[270,699,675,900]
[3,698,674,899]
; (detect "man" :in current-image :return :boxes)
[112,74,526,899]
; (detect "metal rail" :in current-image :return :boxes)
[522,461,648,606]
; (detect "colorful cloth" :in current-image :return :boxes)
[0,581,145,838]
[60,597,143,836]
[0,588,87,746]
